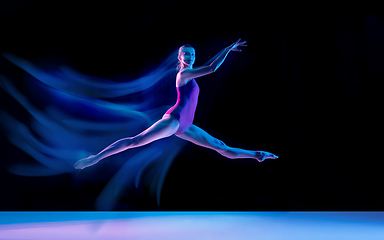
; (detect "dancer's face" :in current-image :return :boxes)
[179,47,195,67]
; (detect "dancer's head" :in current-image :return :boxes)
[178,44,195,69]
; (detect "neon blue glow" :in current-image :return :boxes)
[0,212,382,239]
[0,51,185,208]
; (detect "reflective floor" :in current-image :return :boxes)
[0,212,383,240]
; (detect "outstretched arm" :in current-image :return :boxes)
[180,39,247,80]
[202,47,227,66]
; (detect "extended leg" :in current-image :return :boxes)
[176,124,278,161]
[74,114,180,169]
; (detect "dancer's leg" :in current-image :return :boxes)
[176,125,278,162]
[75,114,179,169]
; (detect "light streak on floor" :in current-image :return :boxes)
[0,212,383,240]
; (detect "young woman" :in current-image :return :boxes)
[74,39,278,169]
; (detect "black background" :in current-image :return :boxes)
[0,0,382,210]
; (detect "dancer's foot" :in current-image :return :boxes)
[74,155,99,169]
[255,151,278,162]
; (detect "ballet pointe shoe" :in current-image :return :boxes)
[255,151,278,162]
[74,155,99,169]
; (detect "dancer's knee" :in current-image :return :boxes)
[213,140,240,159]
[213,138,227,151]
[129,134,157,148]
[130,119,179,147]
[129,136,142,147]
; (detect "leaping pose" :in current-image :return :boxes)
[75,39,278,169]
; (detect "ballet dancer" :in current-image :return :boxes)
[74,39,278,169]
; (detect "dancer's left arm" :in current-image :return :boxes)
[181,39,247,80]
[203,39,247,67]
[201,48,227,67]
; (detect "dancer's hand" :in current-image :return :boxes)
[255,151,278,162]
[228,38,247,52]
[74,155,99,169]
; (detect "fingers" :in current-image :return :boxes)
[230,39,241,47]
[229,39,247,52]
[234,40,247,48]
[234,40,247,46]
[239,41,247,47]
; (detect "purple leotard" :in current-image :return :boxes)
[165,78,200,135]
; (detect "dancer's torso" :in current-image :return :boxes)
[165,78,200,134]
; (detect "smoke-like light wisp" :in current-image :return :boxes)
[0,50,184,208]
